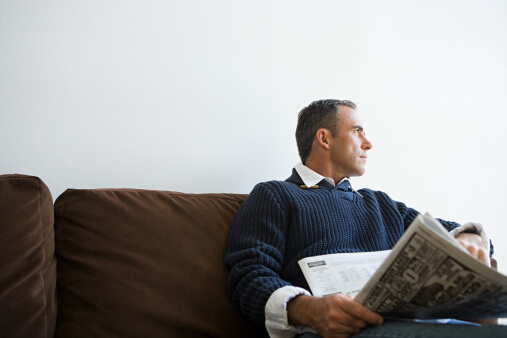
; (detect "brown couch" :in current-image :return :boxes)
[0,174,268,338]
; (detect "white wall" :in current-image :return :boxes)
[1,0,506,285]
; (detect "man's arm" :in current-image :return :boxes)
[287,294,383,338]
[392,196,494,261]
[224,183,292,326]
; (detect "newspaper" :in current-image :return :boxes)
[298,213,507,319]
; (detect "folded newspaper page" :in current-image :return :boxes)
[298,213,507,319]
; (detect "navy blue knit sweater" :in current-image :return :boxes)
[224,169,461,326]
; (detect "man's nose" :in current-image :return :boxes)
[363,137,373,150]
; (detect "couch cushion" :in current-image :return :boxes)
[0,174,57,338]
[54,188,267,338]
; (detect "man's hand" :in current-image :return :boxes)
[455,232,490,267]
[287,294,383,338]
[455,232,498,324]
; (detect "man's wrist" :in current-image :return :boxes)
[264,286,314,338]
[287,294,314,327]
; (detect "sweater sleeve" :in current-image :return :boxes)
[389,194,461,232]
[393,197,494,256]
[224,183,293,326]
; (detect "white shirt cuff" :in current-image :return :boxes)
[449,222,490,253]
[264,285,315,338]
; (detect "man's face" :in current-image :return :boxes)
[328,105,373,179]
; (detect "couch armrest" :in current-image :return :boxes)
[0,174,57,337]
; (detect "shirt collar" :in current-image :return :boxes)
[294,163,349,188]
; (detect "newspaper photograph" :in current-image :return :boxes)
[299,213,507,319]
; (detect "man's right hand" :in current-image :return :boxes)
[287,294,383,338]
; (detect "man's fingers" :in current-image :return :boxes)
[459,241,490,266]
[477,248,491,266]
[331,295,383,326]
[292,294,383,338]
[348,303,383,326]
[329,310,369,329]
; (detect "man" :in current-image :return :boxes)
[224,99,502,337]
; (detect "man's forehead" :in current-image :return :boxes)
[337,104,356,115]
[338,106,362,124]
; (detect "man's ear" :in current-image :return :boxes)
[315,128,332,149]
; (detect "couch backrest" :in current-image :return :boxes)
[54,188,267,337]
[0,174,57,338]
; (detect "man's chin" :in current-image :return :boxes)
[350,168,366,177]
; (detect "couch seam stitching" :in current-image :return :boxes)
[55,189,68,332]
[36,178,49,338]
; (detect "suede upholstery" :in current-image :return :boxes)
[0,174,267,338]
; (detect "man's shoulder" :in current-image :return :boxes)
[251,179,299,193]
[357,187,395,200]
[357,188,407,209]
[357,187,380,195]
[244,178,315,203]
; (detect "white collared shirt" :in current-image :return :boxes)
[294,162,348,188]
